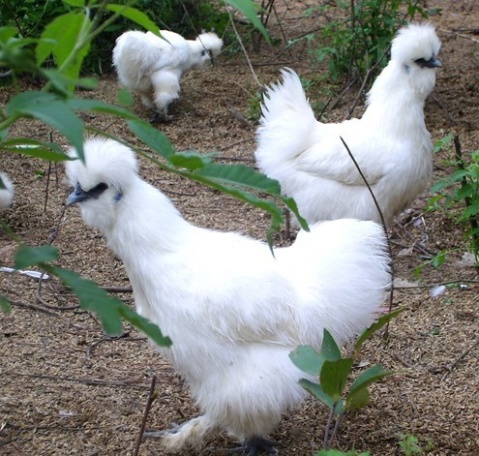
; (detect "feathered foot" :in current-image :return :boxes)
[228,437,280,456]
[149,110,173,124]
[143,416,213,453]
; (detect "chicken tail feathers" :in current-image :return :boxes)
[255,68,317,176]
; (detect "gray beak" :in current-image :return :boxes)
[66,183,88,206]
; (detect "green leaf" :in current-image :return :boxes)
[431,250,447,269]
[0,27,18,43]
[194,162,281,194]
[0,295,11,313]
[320,358,354,401]
[14,244,59,269]
[283,195,309,231]
[37,12,91,81]
[348,364,391,397]
[128,119,175,158]
[345,387,370,411]
[52,267,171,347]
[6,91,84,160]
[354,307,405,352]
[2,138,69,162]
[320,328,342,361]
[105,5,161,34]
[169,151,213,170]
[290,345,323,376]
[63,0,85,6]
[299,378,334,409]
[68,98,139,120]
[223,0,271,44]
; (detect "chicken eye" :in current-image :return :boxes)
[88,182,108,199]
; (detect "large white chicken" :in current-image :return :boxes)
[65,137,390,454]
[112,29,223,121]
[0,173,14,211]
[255,23,441,228]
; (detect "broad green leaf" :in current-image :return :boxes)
[14,244,59,269]
[283,195,309,231]
[2,138,69,161]
[169,151,213,170]
[42,68,98,95]
[63,0,85,6]
[6,91,84,160]
[69,98,139,120]
[290,345,323,376]
[0,27,18,43]
[0,295,11,313]
[431,250,447,269]
[37,12,91,81]
[53,267,171,347]
[223,0,271,44]
[128,119,175,158]
[299,378,334,409]
[354,307,405,352]
[117,88,135,107]
[106,5,160,34]
[345,387,370,411]
[194,162,281,194]
[349,363,391,396]
[320,328,342,361]
[320,358,354,401]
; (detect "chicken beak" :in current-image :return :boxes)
[66,183,88,206]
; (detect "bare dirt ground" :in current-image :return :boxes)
[1,1,479,455]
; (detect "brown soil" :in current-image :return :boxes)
[1,1,479,455]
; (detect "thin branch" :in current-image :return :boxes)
[338,137,395,334]
[441,339,479,381]
[133,375,158,456]
[228,11,262,88]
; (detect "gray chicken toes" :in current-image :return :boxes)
[229,436,280,456]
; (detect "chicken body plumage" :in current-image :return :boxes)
[0,173,14,210]
[66,138,390,453]
[255,23,441,227]
[112,29,223,120]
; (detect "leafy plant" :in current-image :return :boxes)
[428,134,479,270]
[305,0,429,85]
[0,0,294,347]
[398,433,434,455]
[290,308,403,450]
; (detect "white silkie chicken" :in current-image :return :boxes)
[0,173,14,210]
[255,23,441,228]
[112,29,223,121]
[65,137,390,455]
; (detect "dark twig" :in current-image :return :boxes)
[339,137,395,336]
[9,300,59,317]
[441,338,479,381]
[133,375,158,456]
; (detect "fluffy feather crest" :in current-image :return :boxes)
[65,137,138,194]
[391,22,441,64]
[196,32,224,58]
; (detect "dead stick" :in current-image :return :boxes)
[133,375,158,456]
[441,339,479,381]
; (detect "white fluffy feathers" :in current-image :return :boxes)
[255,23,441,227]
[112,29,223,120]
[66,137,390,453]
[0,173,14,211]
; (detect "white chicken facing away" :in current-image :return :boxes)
[65,138,390,455]
[0,173,14,211]
[112,29,223,121]
[255,23,441,228]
